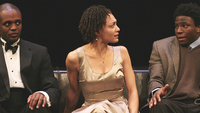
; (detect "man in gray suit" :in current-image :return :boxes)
[0,3,60,113]
[147,3,200,113]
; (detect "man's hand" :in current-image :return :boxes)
[149,84,169,108]
[27,92,47,110]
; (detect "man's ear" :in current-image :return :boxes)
[197,25,200,33]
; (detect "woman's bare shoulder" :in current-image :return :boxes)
[119,45,128,53]
[66,49,79,65]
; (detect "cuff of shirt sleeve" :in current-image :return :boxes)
[151,88,160,97]
[37,91,51,107]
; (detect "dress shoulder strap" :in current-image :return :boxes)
[113,46,121,64]
[76,47,86,68]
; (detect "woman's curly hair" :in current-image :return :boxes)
[79,5,112,43]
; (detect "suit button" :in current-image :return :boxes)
[173,80,176,83]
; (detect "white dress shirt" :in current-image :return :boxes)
[189,36,200,49]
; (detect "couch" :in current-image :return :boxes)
[54,70,149,113]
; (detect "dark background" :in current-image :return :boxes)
[1,0,200,69]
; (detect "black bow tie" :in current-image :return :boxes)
[5,43,18,54]
[0,40,19,54]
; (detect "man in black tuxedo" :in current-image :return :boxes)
[0,3,61,113]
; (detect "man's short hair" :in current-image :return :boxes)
[173,3,200,26]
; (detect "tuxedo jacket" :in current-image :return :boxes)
[0,39,61,106]
[148,36,200,102]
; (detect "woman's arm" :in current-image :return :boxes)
[120,46,139,113]
[64,50,81,113]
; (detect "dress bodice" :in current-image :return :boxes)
[76,46,126,106]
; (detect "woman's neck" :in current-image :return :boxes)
[88,42,108,54]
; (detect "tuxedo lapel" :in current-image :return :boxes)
[0,45,10,92]
[19,40,33,93]
[169,36,180,76]
[20,40,32,72]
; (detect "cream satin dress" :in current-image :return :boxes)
[73,46,129,113]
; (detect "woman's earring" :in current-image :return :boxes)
[96,38,98,41]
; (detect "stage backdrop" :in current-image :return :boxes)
[1,0,199,69]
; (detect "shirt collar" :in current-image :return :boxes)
[0,37,20,46]
[189,36,200,49]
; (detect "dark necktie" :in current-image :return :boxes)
[188,46,192,50]
[5,43,18,54]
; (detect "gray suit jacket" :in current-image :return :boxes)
[0,39,61,106]
[148,36,200,103]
